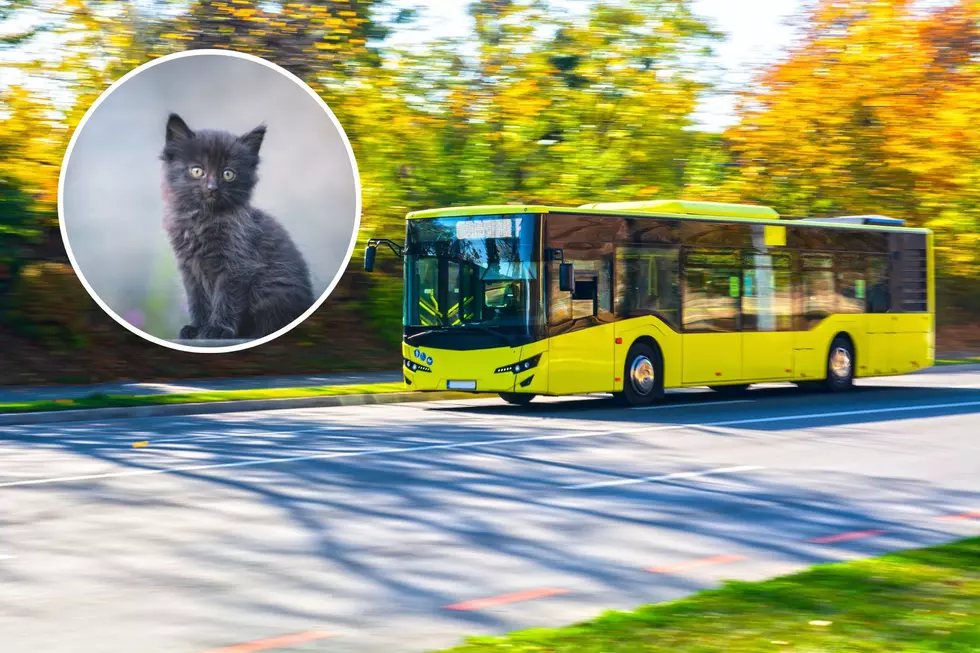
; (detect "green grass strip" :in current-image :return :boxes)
[0,382,423,414]
[935,357,980,366]
[433,538,980,652]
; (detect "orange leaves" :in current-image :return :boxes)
[727,0,980,278]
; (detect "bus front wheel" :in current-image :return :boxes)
[616,341,665,407]
[500,392,535,406]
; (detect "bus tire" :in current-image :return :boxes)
[500,392,535,406]
[826,335,855,392]
[616,341,664,407]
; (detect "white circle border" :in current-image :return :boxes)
[57,49,363,354]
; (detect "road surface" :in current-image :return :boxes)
[2,367,979,653]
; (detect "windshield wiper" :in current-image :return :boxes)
[406,324,515,348]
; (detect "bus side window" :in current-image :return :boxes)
[800,254,835,328]
[867,256,890,313]
[615,247,680,329]
[683,266,739,332]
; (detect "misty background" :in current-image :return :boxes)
[61,53,359,341]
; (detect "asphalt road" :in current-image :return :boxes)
[2,368,980,653]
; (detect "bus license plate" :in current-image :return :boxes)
[448,380,477,390]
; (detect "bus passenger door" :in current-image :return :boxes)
[741,261,794,381]
[547,265,616,395]
[863,256,893,376]
[680,264,743,384]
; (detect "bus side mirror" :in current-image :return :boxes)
[364,245,377,272]
[559,263,574,292]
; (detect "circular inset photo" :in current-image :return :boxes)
[59,50,360,353]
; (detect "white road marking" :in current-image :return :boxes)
[1,398,979,490]
[564,465,765,490]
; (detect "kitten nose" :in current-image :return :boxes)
[206,178,218,192]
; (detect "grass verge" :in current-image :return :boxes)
[0,382,435,414]
[433,538,980,652]
[935,357,980,366]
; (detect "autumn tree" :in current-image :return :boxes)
[154,0,387,81]
[727,0,980,306]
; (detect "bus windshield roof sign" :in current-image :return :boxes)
[456,218,517,240]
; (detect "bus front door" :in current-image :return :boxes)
[547,274,616,395]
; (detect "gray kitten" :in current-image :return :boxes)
[161,113,314,341]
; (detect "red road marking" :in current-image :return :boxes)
[808,529,886,544]
[938,511,980,521]
[444,588,569,611]
[646,554,746,574]
[200,630,336,653]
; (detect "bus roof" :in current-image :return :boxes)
[405,202,929,233]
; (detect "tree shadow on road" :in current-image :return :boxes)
[1,382,979,651]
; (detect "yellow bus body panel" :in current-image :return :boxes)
[403,312,933,396]
[546,324,617,395]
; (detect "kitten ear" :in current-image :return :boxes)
[166,113,194,143]
[239,124,266,157]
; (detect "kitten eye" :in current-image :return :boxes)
[222,169,236,182]
[189,166,204,178]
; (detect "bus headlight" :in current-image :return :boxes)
[404,359,432,373]
[495,354,542,375]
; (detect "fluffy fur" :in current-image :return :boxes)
[161,113,314,341]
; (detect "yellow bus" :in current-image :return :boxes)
[364,200,934,407]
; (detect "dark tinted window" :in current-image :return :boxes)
[836,271,866,314]
[802,270,835,327]
[624,217,680,245]
[789,227,889,253]
[683,263,740,332]
[803,253,834,269]
[867,255,891,313]
[835,254,866,315]
[548,257,614,325]
[546,214,616,328]
[680,222,751,248]
[616,247,681,329]
[685,248,742,267]
[743,253,794,331]
[790,228,834,251]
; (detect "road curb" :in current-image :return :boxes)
[2,363,976,427]
[0,391,494,427]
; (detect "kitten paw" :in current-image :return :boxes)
[178,325,199,339]
[198,325,236,340]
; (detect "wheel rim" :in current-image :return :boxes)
[830,347,852,380]
[630,356,656,395]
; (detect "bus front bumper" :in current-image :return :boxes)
[402,342,547,394]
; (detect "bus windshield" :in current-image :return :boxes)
[404,215,542,348]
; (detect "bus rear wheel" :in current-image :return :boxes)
[500,392,535,406]
[826,336,855,392]
[615,341,664,407]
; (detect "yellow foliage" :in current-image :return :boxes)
[726,0,980,279]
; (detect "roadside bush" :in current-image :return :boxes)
[3,262,91,349]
